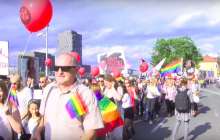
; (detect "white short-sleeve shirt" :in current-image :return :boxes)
[40,81,104,140]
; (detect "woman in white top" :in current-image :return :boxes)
[103,75,122,103]
[146,77,161,124]
[121,85,135,140]
[0,80,22,140]
[22,99,41,139]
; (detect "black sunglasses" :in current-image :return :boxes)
[54,66,76,72]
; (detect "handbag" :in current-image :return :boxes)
[193,94,200,103]
[19,128,31,140]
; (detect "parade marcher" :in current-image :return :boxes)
[164,76,177,117]
[98,75,105,93]
[121,84,135,140]
[146,77,161,124]
[124,79,138,117]
[22,99,41,140]
[103,74,122,103]
[171,79,193,140]
[137,79,145,117]
[27,76,34,90]
[32,53,104,140]
[103,75,123,140]
[188,78,200,117]
[0,80,22,140]
[10,73,33,120]
[39,76,49,90]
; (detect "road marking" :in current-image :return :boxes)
[151,119,167,133]
[201,89,220,96]
[214,109,219,117]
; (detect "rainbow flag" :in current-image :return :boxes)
[8,87,19,107]
[94,90,103,101]
[96,96,123,136]
[160,59,182,77]
[65,93,87,119]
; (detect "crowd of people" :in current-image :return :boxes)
[0,52,205,140]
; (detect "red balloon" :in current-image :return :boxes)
[70,51,81,63]
[113,70,121,78]
[139,63,148,73]
[78,67,85,77]
[20,0,53,32]
[91,67,100,77]
[45,58,52,67]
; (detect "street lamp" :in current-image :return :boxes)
[37,26,49,76]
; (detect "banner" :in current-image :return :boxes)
[0,41,9,75]
[97,51,127,75]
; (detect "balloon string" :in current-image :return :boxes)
[21,33,33,59]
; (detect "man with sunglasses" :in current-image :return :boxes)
[39,76,48,90]
[33,53,103,140]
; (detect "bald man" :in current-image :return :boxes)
[33,53,103,140]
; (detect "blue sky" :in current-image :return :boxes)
[1,0,220,69]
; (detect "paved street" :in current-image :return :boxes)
[133,86,220,140]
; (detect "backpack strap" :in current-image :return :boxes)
[42,86,54,126]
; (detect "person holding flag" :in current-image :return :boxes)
[0,80,22,140]
[10,73,33,120]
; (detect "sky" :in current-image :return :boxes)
[1,0,220,69]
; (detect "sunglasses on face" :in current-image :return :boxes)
[11,82,18,85]
[54,66,76,72]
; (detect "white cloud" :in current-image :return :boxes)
[198,36,220,43]
[206,5,220,26]
[198,43,216,54]
[31,47,57,54]
[90,28,113,40]
[170,11,203,28]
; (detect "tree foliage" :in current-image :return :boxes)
[151,37,203,67]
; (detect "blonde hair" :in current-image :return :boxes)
[90,83,101,92]
[10,73,23,91]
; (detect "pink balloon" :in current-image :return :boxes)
[78,67,85,76]
[139,63,148,73]
[91,67,100,77]
[70,51,81,63]
[45,58,52,67]
[20,0,53,32]
[113,70,121,78]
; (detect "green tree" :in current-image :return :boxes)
[151,37,203,67]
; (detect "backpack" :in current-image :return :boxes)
[175,89,191,113]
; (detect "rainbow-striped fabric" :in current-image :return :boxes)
[9,87,19,107]
[160,59,182,77]
[94,91,123,136]
[65,93,87,119]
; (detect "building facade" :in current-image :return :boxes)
[17,52,55,86]
[58,30,82,65]
[199,55,220,78]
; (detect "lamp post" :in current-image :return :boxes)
[37,26,49,76]
[45,26,48,76]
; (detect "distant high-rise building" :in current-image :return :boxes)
[17,52,55,86]
[58,30,82,64]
